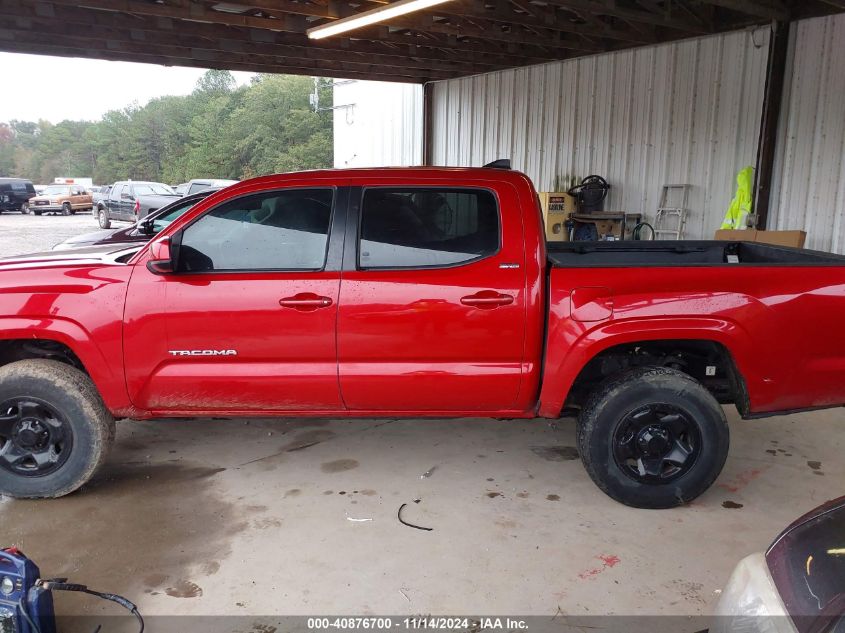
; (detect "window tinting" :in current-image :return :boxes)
[359,188,499,269]
[178,189,334,272]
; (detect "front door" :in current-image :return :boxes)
[124,187,344,413]
[338,184,527,413]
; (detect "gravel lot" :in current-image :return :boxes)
[0,210,116,256]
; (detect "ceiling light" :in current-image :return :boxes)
[307,0,454,40]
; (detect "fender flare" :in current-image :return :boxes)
[0,316,130,412]
[537,316,767,418]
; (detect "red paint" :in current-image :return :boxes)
[578,554,621,579]
[717,468,767,493]
[0,167,843,421]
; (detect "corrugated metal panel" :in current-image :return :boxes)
[431,30,771,240]
[333,80,422,168]
[770,14,845,253]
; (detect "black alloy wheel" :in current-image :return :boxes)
[0,397,73,477]
[612,403,701,484]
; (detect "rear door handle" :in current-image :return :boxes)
[460,291,514,309]
[279,293,333,311]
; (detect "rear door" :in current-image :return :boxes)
[337,183,527,412]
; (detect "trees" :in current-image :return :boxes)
[0,70,334,184]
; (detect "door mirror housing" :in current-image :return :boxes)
[146,233,180,274]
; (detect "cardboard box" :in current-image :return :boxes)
[714,229,806,249]
[539,192,577,241]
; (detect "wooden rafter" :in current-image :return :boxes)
[0,0,838,83]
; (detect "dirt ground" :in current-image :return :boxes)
[0,213,841,623]
[0,210,100,255]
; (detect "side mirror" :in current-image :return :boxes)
[139,217,155,235]
[146,234,179,274]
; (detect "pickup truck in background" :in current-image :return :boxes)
[0,166,843,508]
[28,184,93,215]
[174,178,239,196]
[90,185,111,216]
[96,181,179,228]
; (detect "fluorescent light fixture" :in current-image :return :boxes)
[307,0,454,40]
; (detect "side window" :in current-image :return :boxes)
[111,184,123,200]
[358,188,500,269]
[178,188,334,273]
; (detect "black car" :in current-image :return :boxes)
[53,189,218,250]
[0,178,37,214]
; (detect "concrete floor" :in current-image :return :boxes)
[1,408,842,619]
[0,209,841,622]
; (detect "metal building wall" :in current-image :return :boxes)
[333,80,423,168]
[769,14,845,253]
[431,29,771,240]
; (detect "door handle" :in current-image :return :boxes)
[279,293,333,311]
[460,291,514,309]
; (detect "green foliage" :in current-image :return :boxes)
[0,70,333,184]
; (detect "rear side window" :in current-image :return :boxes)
[358,188,499,269]
[178,188,334,272]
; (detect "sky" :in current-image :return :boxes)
[0,53,255,124]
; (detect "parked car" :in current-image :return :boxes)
[54,189,219,250]
[175,178,238,196]
[27,184,93,215]
[2,166,845,503]
[96,181,179,228]
[0,178,37,214]
[713,496,845,633]
[91,185,111,216]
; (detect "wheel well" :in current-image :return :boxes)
[0,339,87,375]
[564,340,749,416]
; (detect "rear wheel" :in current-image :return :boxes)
[61,202,72,216]
[0,360,115,498]
[98,208,111,229]
[577,366,729,509]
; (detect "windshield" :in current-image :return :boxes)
[41,186,71,196]
[133,183,176,196]
[142,199,201,234]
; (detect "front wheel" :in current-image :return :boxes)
[61,202,72,216]
[98,208,111,229]
[577,366,729,509]
[0,360,115,498]
[20,203,29,214]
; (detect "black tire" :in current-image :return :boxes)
[20,203,29,215]
[577,366,729,509]
[33,209,43,216]
[98,208,111,229]
[61,202,72,216]
[0,359,115,498]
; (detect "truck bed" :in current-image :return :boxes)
[547,240,845,267]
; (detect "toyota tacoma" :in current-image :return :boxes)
[0,166,843,508]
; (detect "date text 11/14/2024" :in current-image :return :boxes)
[306,618,529,630]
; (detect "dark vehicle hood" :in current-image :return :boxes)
[54,225,147,250]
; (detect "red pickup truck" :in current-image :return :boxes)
[0,167,842,508]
